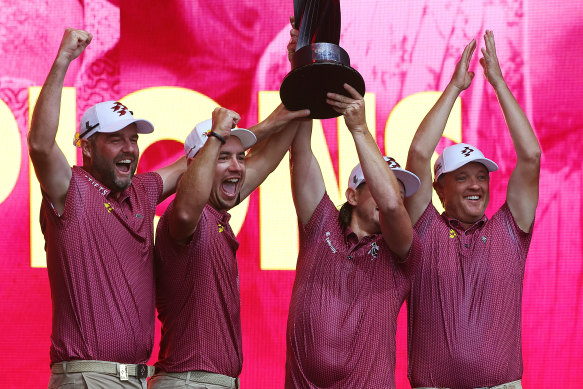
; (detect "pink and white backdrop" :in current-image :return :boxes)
[0,0,581,387]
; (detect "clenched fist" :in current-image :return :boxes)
[57,28,92,63]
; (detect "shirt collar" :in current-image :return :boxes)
[442,212,487,233]
[75,166,131,201]
[343,225,378,245]
[207,204,232,223]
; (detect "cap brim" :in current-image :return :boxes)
[100,118,154,134]
[134,119,154,134]
[448,157,499,175]
[231,128,257,150]
[392,168,421,197]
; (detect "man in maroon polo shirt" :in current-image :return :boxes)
[151,102,308,388]
[284,82,422,388]
[405,31,541,389]
[28,29,186,388]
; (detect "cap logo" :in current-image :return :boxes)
[385,157,401,168]
[461,146,474,157]
[111,102,131,116]
[85,121,99,132]
[352,174,358,185]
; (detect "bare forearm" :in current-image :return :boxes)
[29,57,71,151]
[494,82,541,160]
[351,129,402,212]
[409,83,461,161]
[241,120,301,199]
[290,121,324,224]
[350,130,412,258]
[248,103,309,143]
[157,156,187,199]
[171,139,221,231]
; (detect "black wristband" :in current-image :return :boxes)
[208,131,226,144]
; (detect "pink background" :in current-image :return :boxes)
[1,0,582,387]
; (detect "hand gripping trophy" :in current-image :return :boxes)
[280,0,366,119]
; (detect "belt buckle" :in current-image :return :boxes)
[136,364,149,379]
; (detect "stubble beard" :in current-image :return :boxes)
[92,152,137,192]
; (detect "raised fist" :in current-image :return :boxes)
[57,28,92,63]
[211,107,241,139]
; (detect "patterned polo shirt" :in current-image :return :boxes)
[41,166,163,364]
[285,193,420,389]
[407,203,533,388]
[154,202,242,377]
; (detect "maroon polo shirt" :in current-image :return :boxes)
[41,166,163,364]
[407,203,533,388]
[154,202,242,377]
[285,193,419,389]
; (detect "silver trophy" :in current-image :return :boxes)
[280,0,365,119]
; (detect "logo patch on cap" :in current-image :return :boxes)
[461,146,474,157]
[385,157,401,168]
[111,102,131,116]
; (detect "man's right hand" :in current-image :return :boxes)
[211,107,240,140]
[57,28,92,63]
[450,39,476,93]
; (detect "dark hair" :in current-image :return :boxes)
[338,183,365,230]
[338,201,353,231]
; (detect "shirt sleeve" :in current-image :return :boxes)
[155,202,208,265]
[300,192,337,243]
[412,202,439,239]
[133,171,164,208]
[493,202,534,263]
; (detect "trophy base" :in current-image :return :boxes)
[280,43,365,119]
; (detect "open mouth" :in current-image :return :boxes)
[116,159,133,174]
[464,195,480,201]
[221,178,240,197]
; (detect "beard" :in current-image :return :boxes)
[91,151,137,192]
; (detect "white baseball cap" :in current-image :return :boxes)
[184,118,257,159]
[347,156,421,197]
[74,101,154,146]
[434,143,498,181]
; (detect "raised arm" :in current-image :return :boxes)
[168,108,239,244]
[240,104,310,200]
[155,156,187,200]
[285,15,327,224]
[28,28,92,215]
[289,119,325,225]
[480,30,540,232]
[328,84,412,259]
[406,39,476,225]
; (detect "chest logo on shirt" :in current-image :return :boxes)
[449,228,457,239]
[368,242,379,260]
[218,223,225,233]
[325,232,337,253]
[482,235,487,243]
[104,203,114,213]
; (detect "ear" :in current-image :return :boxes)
[80,139,93,159]
[433,180,445,207]
[346,187,358,206]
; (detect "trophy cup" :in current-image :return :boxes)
[280,0,365,119]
